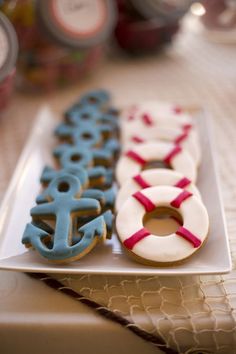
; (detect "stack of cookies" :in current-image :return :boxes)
[22,89,120,264]
[115,101,209,266]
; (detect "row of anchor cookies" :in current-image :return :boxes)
[115,101,210,266]
[22,89,120,264]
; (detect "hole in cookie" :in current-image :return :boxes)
[143,207,183,236]
[88,96,98,104]
[71,153,82,162]
[82,132,93,140]
[81,113,90,120]
[143,160,171,170]
[58,182,70,192]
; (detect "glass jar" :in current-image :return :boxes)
[0,12,18,115]
[1,0,116,92]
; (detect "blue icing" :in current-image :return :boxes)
[54,144,113,169]
[72,210,113,245]
[55,122,103,148]
[65,106,117,138]
[37,186,106,209]
[103,138,121,157]
[23,174,104,262]
[103,187,116,209]
[40,166,88,187]
[65,89,110,118]
[79,89,110,107]
[54,145,93,168]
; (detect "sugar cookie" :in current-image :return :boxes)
[121,121,201,166]
[22,174,113,263]
[116,186,209,265]
[115,169,201,211]
[116,142,197,185]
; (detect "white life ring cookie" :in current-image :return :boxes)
[121,120,201,166]
[115,169,201,211]
[123,101,194,129]
[115,142,197,185]
[116,186,209,265]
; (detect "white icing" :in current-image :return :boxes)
[115,169,201,211]
[123,101,194,127]
[115,142,197,186]
[116,186,209,263]
[0,26,9,69]
[51,0,106,36]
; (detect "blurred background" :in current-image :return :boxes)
[0,0,236,98]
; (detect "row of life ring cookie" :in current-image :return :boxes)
[115,101,209,266]
[22,89,120,264]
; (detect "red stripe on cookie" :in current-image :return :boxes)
[132,191,156,212]
[125,150,146,166]
[131,136,145,143]
[123,228,150,250]
[163,145,182,165]
[174,177,191,189]
[176,226,202,248]
[174,132,189,144]
[182,124,192,131]
[133,174,151,189]
[173,106,183,114]
[141,113,153,126]
[170,190,193,208]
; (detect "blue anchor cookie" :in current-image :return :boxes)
[55,122,103,148]
[23,211,113,263]
[65,106,119,138]
[22,174,110,263]
[54,123,120,160]
[79,89,111,108]
[65,89,110,119]
[53,144,113,169]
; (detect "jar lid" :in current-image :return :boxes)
[0,12,18,82]
[36,0,117,49]
[129,0,191,21]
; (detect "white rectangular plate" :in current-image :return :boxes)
[0,106,232,275]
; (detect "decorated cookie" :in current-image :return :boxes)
[65,89,111,118]
[116,186,209,265]
[123,101,194,129]
[54,123,120,160]
[79,89,111,108]
[53,144,113,169]
[55,122,104,148]
[22,174,112,263]
[116,142,197,185]
[121,121,201,166]
[66,105,119,139]
[115,169,201,211]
